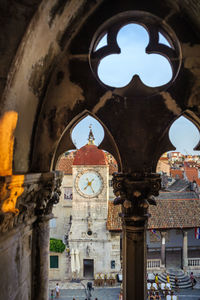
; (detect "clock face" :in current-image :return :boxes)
[75,170,103,198]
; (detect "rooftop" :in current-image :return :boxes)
[107,191,200,231]
[56,150,118,174]
[148,198,200,229]
[73,144,108,166]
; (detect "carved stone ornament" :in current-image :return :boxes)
[89,11,182,98]
[112,172,161,221]
[0,171,63,233]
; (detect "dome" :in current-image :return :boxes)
[73,144,108,165]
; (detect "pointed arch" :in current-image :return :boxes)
[154,110,200,172]
[182,110,200,152]
[51,110,122,171]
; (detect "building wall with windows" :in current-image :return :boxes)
[50,175,73,240]
[49,252,69,280]
[49,175,73,280]
[49,150,120,280]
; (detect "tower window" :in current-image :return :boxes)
[64,187,72,200]
[111,260,115,269]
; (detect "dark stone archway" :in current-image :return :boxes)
[0,0,200,299]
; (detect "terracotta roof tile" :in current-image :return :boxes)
[157,191,198,200]
[73,144,108,165]
[107,195,200,231]
[56,155,74,174]
[184,166,198,182]
[170,169,184,179]
[148,198,200,229]
[56,150,118,174]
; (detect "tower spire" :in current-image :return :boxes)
[88,124,95,145]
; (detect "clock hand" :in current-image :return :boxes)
[90,185,95,193]
[84,184,88,190]
[86,178,94,187]
[84,178,95,191]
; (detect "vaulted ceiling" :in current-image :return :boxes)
[1,0,200,174]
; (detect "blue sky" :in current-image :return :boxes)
[97,24,172,88]
[72,24,200,155]
[72,115,200,155]
[169,116,200,155]
[71,116,104,148]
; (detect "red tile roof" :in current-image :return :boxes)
[73,144,108,165]
[148,198,200,229]
[107,198,200,231]
[170,169,184,179]
[56,150,117,174]
[184,165,200,186]
[160,157,168,161]
[184,166,198,181]
[56,153,76,174]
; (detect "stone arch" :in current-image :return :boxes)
[173,110,200,152]
[0,1,103,173]
[15,0,198,172]
[51,110,122,172]
[153,110,200,171]
[1,2,200,300]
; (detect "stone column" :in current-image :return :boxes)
[112,172,161,300]
[182,230,188,270]
[160,231,167,268]
[0,172,63,300]
[32,216,51,300]
[31,172,62,300]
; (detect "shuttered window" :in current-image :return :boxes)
[50,255,59,268]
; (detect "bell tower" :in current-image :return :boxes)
[69,128,112,279]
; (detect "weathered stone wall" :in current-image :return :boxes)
[0,225,32,300]
[0,171,63,300]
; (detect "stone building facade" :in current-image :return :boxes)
[49,140,121,280]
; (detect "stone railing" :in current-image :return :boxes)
[188,258,200,267]
[147,259,161,270]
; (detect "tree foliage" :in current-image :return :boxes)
[50,238,65,253]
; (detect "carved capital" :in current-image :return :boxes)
[35,172,62,217]
[0,171,63,233]
[112,172,161,222]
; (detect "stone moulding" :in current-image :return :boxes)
[0,171,63,233]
